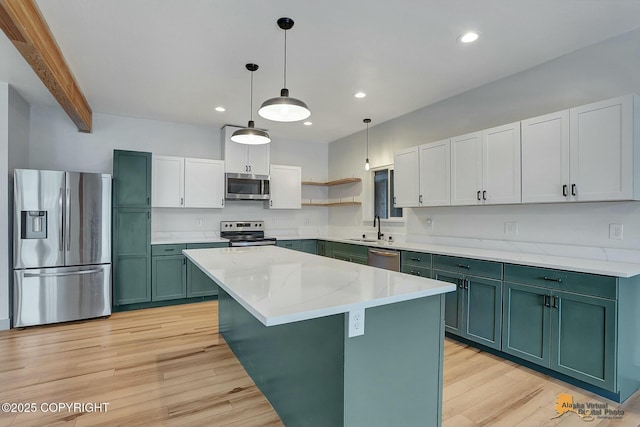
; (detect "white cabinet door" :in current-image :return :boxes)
[522,110,570,203]
[451,131,482,205]
[393,147,420,207]
[483,122,521,205]
[418,139,450,206]
[222,125,271,174]
[184,158,225,208]
[269,165,301,209]
[247,144,270,175]
[570,95,636,201]
[152,155,184,207]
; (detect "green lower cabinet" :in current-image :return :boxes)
[551,290,616,391]
[331,242,368,265]
[185,242,225,297]
[277,239,319,254]
[435,269,502,350]
[301,240,318,254]
[112,208,151,305]
[317,240,326,256]
[152,254,187,301]
[502,281,617,391]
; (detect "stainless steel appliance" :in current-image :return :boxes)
[13,169,112,327]
[221,221,276,247]
[225,173,270,200]
[367,247,400,271]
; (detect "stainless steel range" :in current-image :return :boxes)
[221,221,277,247]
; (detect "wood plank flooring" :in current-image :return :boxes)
[0,301,638,426]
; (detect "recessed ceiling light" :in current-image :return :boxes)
[354,92,367,99]
[458,32,479,44]
[215,106,226,112]
[303,121,312,126]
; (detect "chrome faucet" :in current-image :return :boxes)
[373,215,384,240]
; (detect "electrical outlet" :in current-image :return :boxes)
[609,223,623,240]
[348,308,365,337]
[505,222,518,236]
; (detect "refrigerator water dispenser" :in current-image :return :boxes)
[21,211,47,239]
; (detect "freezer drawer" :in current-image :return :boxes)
[13,265,111,327]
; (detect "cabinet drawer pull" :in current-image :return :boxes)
[164,248,175,252]
[543,276,562,283]
[457,264,470,269]
[409,271,422,276]
[410,257,421,262]
[482,190,487,200]
[552,296,559,309]
[562,184,568,197]
[419,195,423,204]
[571,184,577,196]
[543,294,551,307]
[457,278,464,289]
[477,190,481,201]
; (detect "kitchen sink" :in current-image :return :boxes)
[348,238,379,243]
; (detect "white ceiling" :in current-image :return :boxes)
[3,1,640,143]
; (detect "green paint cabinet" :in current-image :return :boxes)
[317,240,327,256]
[113,150,152,208]
[301,240,318,254]
[502,265,617,391]
[112,149,152,306]
[401,250,432,278]
[186,242,227,297]
[434,255,503,350]
[277,239,318,254]
[152,253,186,301]
[331,242,368,265]
[277,240,303,251]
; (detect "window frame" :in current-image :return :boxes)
[369,164,405,223]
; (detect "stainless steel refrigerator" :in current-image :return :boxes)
[13,169,112,327]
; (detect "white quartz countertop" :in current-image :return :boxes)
[183,246,456,327]
[151,232,228,245]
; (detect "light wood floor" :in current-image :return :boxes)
[0,301,637,427]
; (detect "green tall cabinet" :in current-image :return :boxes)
[112,150,152,306]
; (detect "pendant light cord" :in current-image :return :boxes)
[366,121,369,157]
[250,70,254,120]
[283,29,287,89]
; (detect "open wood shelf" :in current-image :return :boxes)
[301,178,361,186]
[302,202,362,207]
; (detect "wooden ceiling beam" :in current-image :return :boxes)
[0,0,92,132]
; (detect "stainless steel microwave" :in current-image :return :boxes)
[225,173,270,200]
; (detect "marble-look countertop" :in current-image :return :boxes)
[155,232,640,278]
[183,246,456,327]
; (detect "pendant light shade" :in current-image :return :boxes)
[364,118,371,171]
[232,63,271,145]
[258,17,311,122]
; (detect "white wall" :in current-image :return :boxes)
[29,107,330,237]
[0,82,9,329]
[328,28,640,257]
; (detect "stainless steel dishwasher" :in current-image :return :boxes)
[367,247,400,271]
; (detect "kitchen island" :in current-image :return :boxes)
[184,246,455,427]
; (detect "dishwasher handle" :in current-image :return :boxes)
[368,249,399,257]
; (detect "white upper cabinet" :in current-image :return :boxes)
[222,125,270,175]
[451,123,521,205]
[268,164,301,209]
[522,110,570,203]
[152,155,184,207]
[393,147,420,207]
[418,139,451,206]
[451,131,483,205]
[570,94,639,201]
[152,155,224,208]
[184,158,225,208]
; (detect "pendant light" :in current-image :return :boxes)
[231,63,271,145]
[258,17,311,122]
[364,118,371,171]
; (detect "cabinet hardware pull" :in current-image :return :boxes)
[562,184,568,197]
[543,295,549,307]
[410,257,421,261]
[464,279,469,289]
[147,211,150,219]
[164,248,174,251]
[180,197,184,205]
[419,195,423,204]
[571,184,577,196]
[543,276,562,283]
[457,264,470,269]
[552,296,559,309]
[410,271,421,276]
[270,200,273,207]
[249,165,252,172]
[482,190,486,200]
[183,259,186,265]
[245,165,248,172]
[147,196,150,206]
[370,249,398,257]
[221,198,224,206]
[393,196,396,205]
[477,190,481,201]
[457,278,464,288]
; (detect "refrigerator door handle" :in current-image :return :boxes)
[65,188,71,251]
[24,268,104,278]
[59,188,65,252]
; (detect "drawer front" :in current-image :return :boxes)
[401,251,432,269]
[186,242,227,249]
[401,265,432,278]
[433,255,502,280]
[278,240,303,251]
[504,264,616,299]
[151,244,187,256]
[332,242,368,258]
